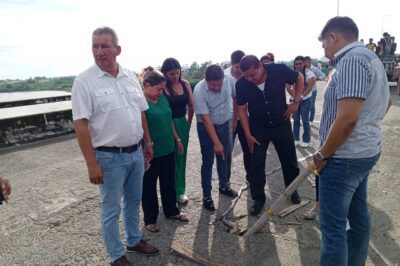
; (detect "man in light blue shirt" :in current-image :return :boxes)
[193,64,238,211]
[314,17,391,266]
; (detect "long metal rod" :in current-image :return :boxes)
[243,166,314,238]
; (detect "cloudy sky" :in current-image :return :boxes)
[0,0,399,80]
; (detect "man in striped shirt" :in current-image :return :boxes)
[314,17,390,265]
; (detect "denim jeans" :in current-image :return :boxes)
[293,97,311,143]
[197,120,231,198]
[309,90,317,122]
[319,152,380,266]
[95,149,144,263]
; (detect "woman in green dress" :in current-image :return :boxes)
[140,67,188,233]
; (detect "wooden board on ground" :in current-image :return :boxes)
[279,200,310,218]
[171,241,227,266]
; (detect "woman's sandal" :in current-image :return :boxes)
[145,224,160,233]
[167,213,189,222]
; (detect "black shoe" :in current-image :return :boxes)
[203,197,216,211]
[219,187,238,198]
[291,191,301,204]
[111,256,132,266]
[250,201,265,216]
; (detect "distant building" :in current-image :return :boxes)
[0,91,73,147]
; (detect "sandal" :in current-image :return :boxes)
[145,224,159,233]
[167,213,189,222]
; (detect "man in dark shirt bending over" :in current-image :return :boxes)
[236,55,304,216]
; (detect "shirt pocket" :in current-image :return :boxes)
[126,86,142,110]
[94,87,121,112]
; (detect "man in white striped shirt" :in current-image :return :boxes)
[314,17,391,265]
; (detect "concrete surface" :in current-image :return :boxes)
[1,81,399,265]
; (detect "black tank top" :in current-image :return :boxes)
[164,81,189,118]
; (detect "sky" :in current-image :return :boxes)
[0,0,399,80]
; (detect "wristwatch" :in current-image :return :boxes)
[315,151,329,161]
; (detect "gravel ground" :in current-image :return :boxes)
[1,81,399,266]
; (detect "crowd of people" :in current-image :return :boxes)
[66,16,391,266]
[362,32,397,56]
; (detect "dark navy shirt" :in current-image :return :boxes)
[236,63,298,127]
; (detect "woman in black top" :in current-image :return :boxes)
[161,58,195,204]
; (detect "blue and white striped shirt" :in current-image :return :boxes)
[319,42,389,158]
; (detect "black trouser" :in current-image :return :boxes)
[249,120,299,203]
[236,121,251,181]
[142,152,179,225]
[227,120,252,182]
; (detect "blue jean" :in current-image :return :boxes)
[319,152,380,266]
[95,149,144,263]
[293,97,311,143]
[197,121,231,198]
[309,90,317,122]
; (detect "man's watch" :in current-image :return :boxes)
[315,151,329,161]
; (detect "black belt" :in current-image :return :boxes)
[96,144,139,153]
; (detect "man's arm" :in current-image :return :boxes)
[312,66,327,80]
[238,105,260,153]
[141,111,153,161]
[313,98,363,172]
[200,114,224,158]
[231,97,239,132]
[283,72,304,119]
[74,119,103,184]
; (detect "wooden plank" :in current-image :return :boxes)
[171,241,227,266]
[278,200,310,218]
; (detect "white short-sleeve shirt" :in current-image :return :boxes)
[303,69,316,100]
[72,64,148,148]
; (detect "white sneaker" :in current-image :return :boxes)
[300,142,311,148]
[295,141,300,146]
[178,194,189,204]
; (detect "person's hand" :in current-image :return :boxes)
[284,102,299,120]
[144,146,154,162]
[0,177,11,203]
[86,161,104,185]
[312,154,328,174]
[214,142,225,159]
[246,135,260,153]
[176,141,184,155]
